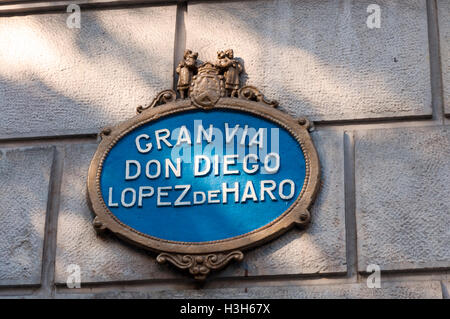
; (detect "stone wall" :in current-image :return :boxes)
[0,0,448,299]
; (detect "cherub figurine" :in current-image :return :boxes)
[176,49,198,99]
[216,49,243,97]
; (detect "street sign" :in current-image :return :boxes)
[88,51,320,279]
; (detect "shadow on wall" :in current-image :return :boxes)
[0,7,175,138]
[185,0,430,120]
[0,1,431,137]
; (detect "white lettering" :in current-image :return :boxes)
[240,125,249,145]
[121,188,136,208]
[260,180,277,201]
[213,154,219,176]
[279,179,295,200]
[222,182,239,203]
[225,123,239,144]
[208,190,220,204]
[241,181,258,203]
[155,129,172,150]
[165,158,181,178]
[108,187,118,207]
[243,154,259,174]
[193,191,206,205]
[223,154,239,175]
[176,125,192,146]
[194,155,211,176]
[125,160,141,180]
[264,152,280,174]
[145,160,161,179]
[138,186,154,207]
[174,185,191,206]
[135,134,152,153]
[197,124,213,144]
[157,186,171,206]
[249,128,264,149]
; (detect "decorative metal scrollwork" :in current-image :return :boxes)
[238,85,279,108]
[156,251,244,280]
[136,89,177,114]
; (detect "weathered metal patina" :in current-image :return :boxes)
[88,50,320,280]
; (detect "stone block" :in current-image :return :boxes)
[0,147,54,285]
[437,0,450,116]
[0,6,176,139]
[355,126,450,271]
[186,0,431,122]
[55,143,181,284]
[218,130,346,277]
[87,281,442,299]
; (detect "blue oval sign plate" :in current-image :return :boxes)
[88,98,320,260]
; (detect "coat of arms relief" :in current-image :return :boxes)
[137,49,283,113]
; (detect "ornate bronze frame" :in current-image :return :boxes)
[88,98,320,279]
